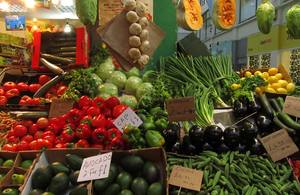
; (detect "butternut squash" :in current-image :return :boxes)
[212,0,236,30]
[176,0,203,31]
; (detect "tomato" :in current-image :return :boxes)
[3,82,16,91]
[75,139,89,148]
[0,88,4,96]
[13,125,27,137]
[27,98,41,105]
[45,123,61,135]
[6,130,14,138]
[86,106,100,117]
[56,86,67,96]
[49,117,65,129]
[29,124,39,135]
[42,131,55,138]
[34,131,44,140]
[16,82,29,92]
[0,96,7,106]
[55,143,65,149]
[43,135,56,144]
[38,75,51,85]
[36,117,49,129]
[112,105,128,118]
[45,92,55,99]
[16,141,30,151]
[29,140,39,150]
[78,96,92,108]
[2,144,17,152]
[21,135,34,143]
[5,88,20,99]
[37,138,52,149]
[22,120,33,128]
[28,84,41,93]
[7,136,19,144]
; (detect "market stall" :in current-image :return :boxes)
[0,0,299,195]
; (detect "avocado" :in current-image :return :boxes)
[116,171,133,189]
[47,172,69,194]
[29,189,43,195]
[103,183,121,195]
[3,159,14,168]
[121,155,144,173]
[66,154,83,170]
[69,184,88,195]
[147,182,163,195]
[2,188,19,195]
[69,170,80,185]
[31,166,53,190]
[50,162,70,174]
[108,163,119,183]
[93,179,110,193]
[131,177,149,195]
[21,160,33,169]
[142,161,159,183]
[119,189,134,195]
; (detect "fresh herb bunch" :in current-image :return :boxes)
[90,43,110,66]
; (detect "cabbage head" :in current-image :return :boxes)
[120,95,138,109]
[107,71,127,89]
[125,76,143,95]
[96,57,115,81]
[75,0,97,25]
[256,0,275,34]
[98,83,118,96]
[287,4,300,39]
[126,67,140,78]
[136,82,154,100]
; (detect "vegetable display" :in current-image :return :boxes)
[256,0,275,34]
[212,0,236,30]
[168,151,300,194]
[286,4,300,39]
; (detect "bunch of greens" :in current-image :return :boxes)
[90,43,110,67]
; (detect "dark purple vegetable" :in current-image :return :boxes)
[247,99,261,113]
[181,135,196,155]
[223,127,240,149]
[241,120,258,139]
[250,140,265,155]
[163,123,179,145]
[256,115,273,133]
[202,142,214,151]
[237,144,247,153]
[205,125,223,146]
[216,142,230,153]
[171,142,181,153]
[189,125,205,146]
[233,100,247,117]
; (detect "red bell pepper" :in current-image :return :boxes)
[78,96,92,108]
[102,108,112,118]
[21,135,34,143]
[37,138,53,149]
[92,114,106,128]
[86,106,100,117]
[61,125,75,143]
[92,128,107,143]
[16,141,30,151]
[107,128,122,141]
[75,139,90,148]
[80,115,93,127]
[105,96,120,109]
[2,144,17,152]
[29,124,39,135]
[69,108,84,123]
[34,131,44,140]
[93,97,105,107]
[112,105,128,118]
[7,136,19,144]
[45,123,62,135]
[76,124,92,139]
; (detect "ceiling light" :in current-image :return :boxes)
[0,1,9,11]
[60,0,74,6]
[24,0,35,9]
[33,18,37,22]
[64,22,72,33]
[52,0,60,5]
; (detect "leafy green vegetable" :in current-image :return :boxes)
[120,95,138,109]
[98,83,118,96]
[107,71,127,89]
[96,57,115,81]
[75,0,97,25]
[287,4,300,39]
[125,76,143,95]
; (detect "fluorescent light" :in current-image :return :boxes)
[64,23,72,33]
[0,1,9,11]
[60,0,73,6]
[24,0,35,8]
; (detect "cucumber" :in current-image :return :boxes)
[258,94,274,118]
[276,97,285,110]
[273,117,296,135]
[269,99,281,113]
[277,112,300,130]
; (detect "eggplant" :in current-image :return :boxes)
[171,142,181,153]
[189,125,205,146]
[250,140,265,155]
[241,120,258,139]
[233,100,248,117]
[181,135,196,155]
[202,143,214,151]
[237,144,247,153]
[223,127,240,149]
[162,123,179,146]
[256,115,273,133]
[247,99,261,113]
[216,142,230,153]
[205,125,223,146]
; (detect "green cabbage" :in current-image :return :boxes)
[98,94,111,99]
[287,4,300,39]
[98,83,118,96]
[75,0,97,25]
[126,67,140,78]
[91,73,103,86]
[136,82,154,100]
[120,95,138,109]
[125,76,143,95]
[142,70,157,82]
[96,57,115,81]
[107,71,127,89]
[256,0,275,34]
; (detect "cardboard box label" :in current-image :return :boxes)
[77,152,112,182]
[169,165,203,191]
[166,97,196,122]
[113,108,143,132]
[260,129,299,162]
[49,99,74,118]
[283,96,300,118]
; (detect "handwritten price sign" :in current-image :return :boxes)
[77,152,112,182]
[283,96,300,118]
[260,129,299,162]
[166,97,196,122]
[169,166,203,191]
[113,108,143,132]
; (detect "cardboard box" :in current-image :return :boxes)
[22,148,168,195]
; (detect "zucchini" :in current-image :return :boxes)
[273,117,296,135]
[40,58,65,74]
[41,53,73,64]
[270,98,281,113]
[277,112,300,130]
[33,74,65,98]
[258,94,274,118]
[276,97,285,110]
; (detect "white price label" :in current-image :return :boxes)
[113,108,143,132]
[77,152,112,182]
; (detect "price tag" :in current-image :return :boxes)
[283,96,300,118]
[166,97,196,122]
[260,129,299,162]
[49,99,74,118]
[113,108,143,132]
[77,152,112,182]
[169,165,203,191]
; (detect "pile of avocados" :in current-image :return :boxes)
[29,154,87,195]
[93,155,164,195]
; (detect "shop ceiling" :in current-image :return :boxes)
[0,0,78,19]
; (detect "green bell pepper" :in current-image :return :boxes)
[145,130,165,147]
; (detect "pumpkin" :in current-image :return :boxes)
[176,0,203,31]
[212,0,236,30]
